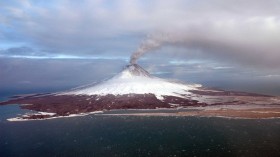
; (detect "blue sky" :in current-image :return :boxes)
[1,0,280,96]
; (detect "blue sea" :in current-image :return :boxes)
[0,96,280,157]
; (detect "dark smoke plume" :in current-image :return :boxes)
[130,33,171,64]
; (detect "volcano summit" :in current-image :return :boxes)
[1,64,280,120]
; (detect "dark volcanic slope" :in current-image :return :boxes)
[0,89,278,120]
[0,94,206,117]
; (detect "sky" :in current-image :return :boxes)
[0,0,280,96]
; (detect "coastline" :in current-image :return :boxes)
[7,105,280,121]
[7,111,104,122]
[100,108,280,119]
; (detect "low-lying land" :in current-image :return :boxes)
[1,92,280,121]
[101,107,280,119]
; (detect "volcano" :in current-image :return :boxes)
[60,64,202,99]
[1,64,280,120]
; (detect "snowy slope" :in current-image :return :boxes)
[60,64,202,99]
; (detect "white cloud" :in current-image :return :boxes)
[0,0,280,68]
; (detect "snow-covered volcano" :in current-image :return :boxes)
[61,64,201,99]
[1,63,280,120]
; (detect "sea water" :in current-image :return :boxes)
[0,99,280,157]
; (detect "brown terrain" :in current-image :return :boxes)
[1,90,280,120]
[103,108,280,119]
[0,94,205,119]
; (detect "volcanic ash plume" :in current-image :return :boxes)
[130,33,172,64]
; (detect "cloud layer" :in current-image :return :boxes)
[0,0,280,95]
[1,0,280,68]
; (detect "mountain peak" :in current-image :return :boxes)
[60,63,201,98]
[117,64,152,78]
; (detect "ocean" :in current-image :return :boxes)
[0,98,280,157]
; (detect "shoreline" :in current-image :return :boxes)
[7,105,280,121]
[7,111,104,122]
[100,108,280,119]
[100,113,280,120]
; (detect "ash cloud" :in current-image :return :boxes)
[130,20,280,68]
